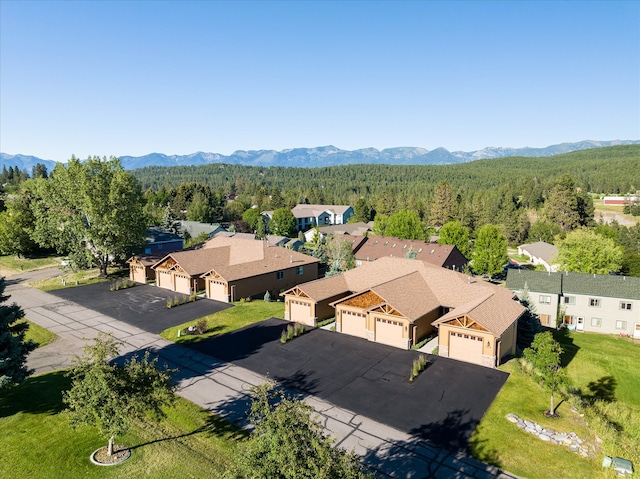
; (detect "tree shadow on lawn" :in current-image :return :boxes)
[584,375,617,403]
[553,328,580,367]
[0,370,71,417]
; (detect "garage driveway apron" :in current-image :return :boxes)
[7,270,519,479]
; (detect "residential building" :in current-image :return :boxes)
[517,241,559,272]
[290,204,354,232]
[506,269,640,337]
[283,257,524,367]
[143,226,184,255]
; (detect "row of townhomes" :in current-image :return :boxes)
[506,269,640,338]
[263,204,354,232]
[128,236,319,301]
[283,257,525,368]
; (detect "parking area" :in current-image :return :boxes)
[48,282,231,334]
[185,317,509,452]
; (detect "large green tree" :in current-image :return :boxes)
[230,383,372,479]
[526,220,563,244]
[384,209,427,240]
[31,157,147,276]
[543,175,593,232]
[0,277,36,389]
[438,221,471,258]
[471,224,508,277]
[522,331,568,416]
[63,333,176,456]
[554,228,623,274]
[269,208,297,237]
[430,181,455,228]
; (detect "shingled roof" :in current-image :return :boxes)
[152,237,318,280]
[288,257,524,336]
[506,269,640,300]
[291,204,352,218]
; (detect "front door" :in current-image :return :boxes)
[634,323,640,339]
[576,317,584,332]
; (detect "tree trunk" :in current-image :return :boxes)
[549,391,555,416]
[108,435,114,456]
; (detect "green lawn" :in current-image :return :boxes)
[0,254,61,275]
[0,371,246,479]
[471,331,640,479]
[29,267,129,291]
[161,300,285,343]
[23,319,59,348]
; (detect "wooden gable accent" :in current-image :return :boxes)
[202,269,224,280]
[286,287,311,299]
[370,303,402,317]
[156,256,178,271]
[440,315,489,332]
[342,290,384,309]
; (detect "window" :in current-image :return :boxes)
[296,266,304,275]
[277,271,284,280]
[563,296,575,305]
[616,320,627,330]
[539,295,551,304]
[591,317,602,327]
[620,302,632,311]
[589,298,601,307]
[539,314,550,325]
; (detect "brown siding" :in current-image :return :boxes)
[227,263,319,301]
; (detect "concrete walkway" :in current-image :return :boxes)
[7,270,519,479]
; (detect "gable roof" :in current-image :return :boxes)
[152,237,318,280]
[518,241,558,263]
[291,204,352,218]
[312,222,373,236]
[354,235,468,268]
[211,232,289,246]
[288,257,523,336]
[506,269,563,294]
[179,221,222,238]
[506,269,640,300]
[145,226,183,244]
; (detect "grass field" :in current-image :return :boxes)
[0,371,245,479]
[29,267,129,291]
[22,319,59,348]
[160,299,285,343]
[471,331,640,479]
[0,254,61,275]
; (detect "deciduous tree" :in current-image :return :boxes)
[522,331,568,416]
[269,208,296,237]
[384,209,427,240]
[438,221,471,258]
[555,228,623,274]
[0,277,36,389]
[31,157,147,276]
[63,333,176,456]
[471,224,508,277]
[230,382,372,479]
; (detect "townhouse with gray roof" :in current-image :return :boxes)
[506,269,640,338]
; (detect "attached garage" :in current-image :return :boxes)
[374,317,406,349]
[448,331,484,365]
[340,311,367,339]
[174,275,191,295]
[157,270,173,290]
[130,265,146,283]
[208,280,227,302]
[290,300,314,326]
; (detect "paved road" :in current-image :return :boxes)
[7,269,520,479]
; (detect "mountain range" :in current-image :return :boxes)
[2,140,638,172]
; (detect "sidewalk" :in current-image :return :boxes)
[8,271,519,479]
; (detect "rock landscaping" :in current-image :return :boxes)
[506,413,599,459]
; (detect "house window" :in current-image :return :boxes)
[591,317,602,327]
[144,248,151,255]
[539,295,551,304]
[296,266,304,275]
[616,320,627,330]
[539,314,550,325]
[620,302,632,311]
[563,296,575,305]
[563,315,574,325]
[277,271,284,280]
[589,298,601,307]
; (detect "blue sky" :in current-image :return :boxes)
[1,0,638,162]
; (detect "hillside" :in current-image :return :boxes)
[132,145,640,201]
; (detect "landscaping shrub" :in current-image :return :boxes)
[195,319,208,335]
[409,355,429,382]
[167,298,173,309]
[264,291,271,302]
[280,330,287,344]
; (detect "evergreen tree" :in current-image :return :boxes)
[0,277,36,389]
[516,283,542,350]
[543,175,581,232]
[431,181,455,228]
[161,205,182,236]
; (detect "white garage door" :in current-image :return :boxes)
[208,281,227,302]
[175,275,191,295]
[131,265,146,283]
[290,301,314,326]
[341,311,367,339]
[449,331,483,365]
[375,318,406,349]
[157,271,173,290]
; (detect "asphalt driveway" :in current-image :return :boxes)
[185,318,509,452]
[48,282,231,334]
